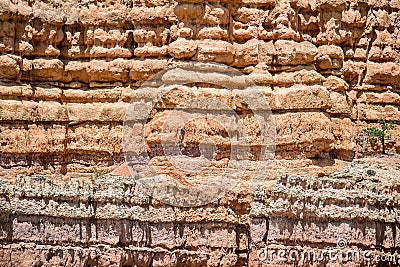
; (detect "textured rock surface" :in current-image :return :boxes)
[250,155,400,266]
[0,0,399,178]
[0,174,250,266]
[1,0,400,265]
[0,156,399,266]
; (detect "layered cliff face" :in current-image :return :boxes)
[0,0,400,266]
[0,0,399,178]
[251,155,400,266]
[0,156,399,267]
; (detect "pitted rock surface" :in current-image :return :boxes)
[0,0,399,179]
[1,0,400,266]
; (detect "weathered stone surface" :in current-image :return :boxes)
[274,112,334,158]
[63,87,124,102]
[323,75,349,91]
[67,123,122,153]
[315,45,344,69]
[194,39,234,64]
[273,69,326,86]
[25,59,64,81]
[357,104,400,121]
[0,55,20,79]
[0,2,397,173]
[358,91,400,105]
[0,123,66,154]
[248,64,274,85]
[232,40,260,67]
[67,102,128,122]
[0,1,400,265]
[0,156,399,266]
[129,59,168,81]
[269,85,330,110]
[328,91,352,114]
[0,84,33,97]
[331,118,356,160]
[274,40,318,66]
[65,59,130,83]
[0,100,68,122]
[364,62,400,87]
[34,87,62,100]
[167,38,197,59]
[250,156,400,266]
[134,44,168,58]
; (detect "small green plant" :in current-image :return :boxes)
[364,120,397,154]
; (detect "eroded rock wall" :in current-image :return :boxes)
[0,157,399,266]
[0,0,400,178]
[1,0,400,266]
[0,175,250,266]
[250,156,400,266]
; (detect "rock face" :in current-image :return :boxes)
[250,155,400,267]
[0,175,249,266]
[0,0,399,178]
[0,156,399,266]
[1,0,400,266]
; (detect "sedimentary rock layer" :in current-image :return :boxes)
[0,0,399,177]
[0,174,250,266]
[0,157,398,266]
[250,156,400,266]
[1,0,400,265]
